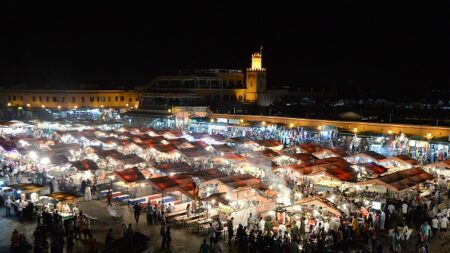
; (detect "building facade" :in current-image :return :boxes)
[140,51,268,110]
[245,50,267,104]
[1,89,139,109]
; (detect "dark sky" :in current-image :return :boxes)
[0,2,449,94]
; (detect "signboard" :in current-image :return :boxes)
[228,119,240,125]
[216,118,228,123]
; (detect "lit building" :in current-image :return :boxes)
[140,69,247,110]
[140,50,272,110]
[1,89,139,109]
[245,49,267,104]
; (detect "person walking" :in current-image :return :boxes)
[160,224,166,250]
[11,229,20,252]
[227,217,234,245]
[208,222,216,250]
[120,223,127,238]
[390,227,401,253]
[105,228,113,249]
[66,232,74,253]
[212,238,223,253]
[199,238,210,253]
[133,203,142,224]
[106,190,113,207]
[440,215,449,239]
[5,196,11,217]
[165,226,172,250]
[85,185,92,201]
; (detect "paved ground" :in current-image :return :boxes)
[0,198,449,253]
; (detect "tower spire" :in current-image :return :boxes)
[259,45,263,55]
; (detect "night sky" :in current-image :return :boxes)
[1,2,449,95]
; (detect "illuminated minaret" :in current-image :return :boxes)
[245,46,266,103]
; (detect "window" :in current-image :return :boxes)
[32,96,36,102]
[236,80,243,87]
[108,96,111,102]
[170,80,182,88]
[183,80,195,88]
[7,96,10,101]
[81,97,85,103]
[129,98,132,102]
[210,80,221,89]
[135,97,139,101]
[120,96,124,101]
[198,80,209,88]
[72,97,75,103]
[97,96,100,102]
[61,97,65,102]
[46,97,49,102]
[115,96,118,102]
[223,80,228,88]
[12,96,16,101]
[52,97,57,102]
[39,97,42,102]
[158,80,169,88]
[102,96,106,102]
[229,80,235,88]
[89,97,94,102]
[20,96,23,101]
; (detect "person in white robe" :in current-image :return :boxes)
[258,217,266,233]
[380,211,386,230]
[85,185,92,201]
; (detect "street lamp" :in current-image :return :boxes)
[7,103,11,107]
[41,105,45,109]
[426,133,432,140]
[388,130,393,135]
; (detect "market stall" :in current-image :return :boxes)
[423,160,450,178]
[357,167,434,195]
[40,192,81,220]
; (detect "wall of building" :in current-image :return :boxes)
[210,113,450,139]
[2,90,140,109]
